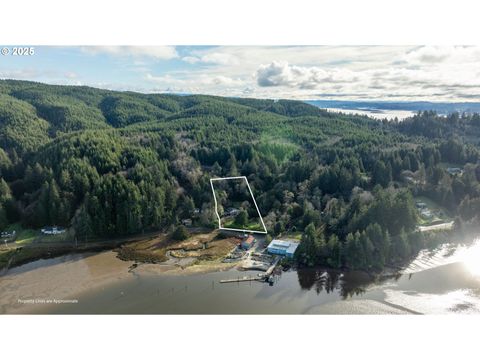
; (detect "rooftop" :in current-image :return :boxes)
[268,239,299,254]
[243,235,255,245]
[269,239,291,248]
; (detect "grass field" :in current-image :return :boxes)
[4,223,37,245]
[281,232,302,240]
[117,229,238,264]
[0,248,13,269]
[0,245,74,271]
[35,232,71,244]
[116,233,169,263]
[3,223,72,245]
[223,219,264,232]
[257,136,299,164]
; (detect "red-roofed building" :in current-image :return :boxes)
[241,235,256,250]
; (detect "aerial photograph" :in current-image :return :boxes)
[1,45,480,315]
[4,1,480,358]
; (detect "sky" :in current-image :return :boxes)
[1,45,480,102]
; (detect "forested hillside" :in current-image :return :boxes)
[1,80,480,271]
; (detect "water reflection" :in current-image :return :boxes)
[3,237,480,314]
[294,237,480,303]
[404,237,480,275]
[460,239,480,277]
[296,268,373,299]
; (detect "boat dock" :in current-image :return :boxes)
[264,258,280,277]
[220,276,262,283]
[220,257,281,284]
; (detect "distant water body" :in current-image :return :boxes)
[324,108,415,120]
[306,100,480,121]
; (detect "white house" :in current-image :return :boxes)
[41,226,66,235]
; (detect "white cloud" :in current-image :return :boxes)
[67,44,480,102]
[182,56,200,64]
[182,52,239,65]
[181,46,412,75]
[5,46,480,102]
[403,46,480,65]
[0,68,41,79]
[0,68,78,81]
[250,52,480,101]
[256,61,358,88]
[64,71,78,79]
[82,46,178,60]
[404,46,452,64]
[145,72,246,93]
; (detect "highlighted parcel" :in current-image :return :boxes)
[210,176,267,234]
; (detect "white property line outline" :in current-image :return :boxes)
[210,176,268,234]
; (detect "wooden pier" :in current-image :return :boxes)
[220,276,261,283]
[264,258,280,277]
[220,257,281,284]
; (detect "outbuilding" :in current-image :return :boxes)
[225,208,240,217]
[447,167,463,176]
[41,226,66,235]
[181,218,193,226]
[1,230,15,238]
[241,235,255,250]
[267,239,299,258]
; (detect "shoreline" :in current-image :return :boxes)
[1,239,403,281]
[2,240,477,314]
[131,259,239,276]
[0,251,134,314]
[3,230,475,314]
[0,249,242,314]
